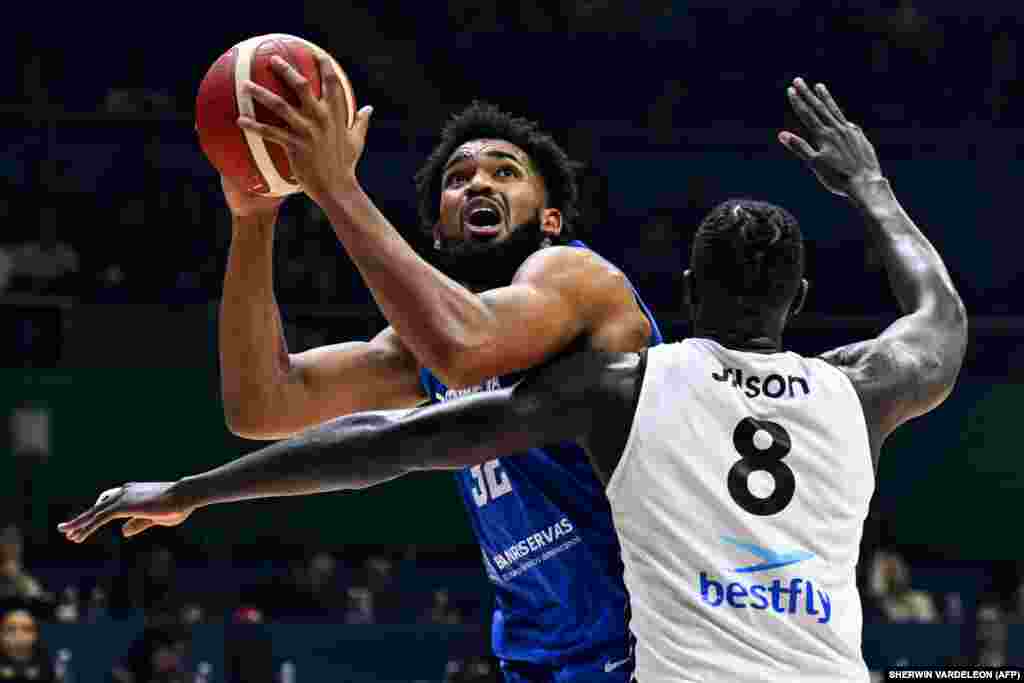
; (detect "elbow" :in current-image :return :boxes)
[222,400,249,437]
[925,292,969,353]
[930,301,969,408]
[428,340,494,390]
[954,297,968,336]
[223,403,284,441]
[947,296,969,360]
[224,414,268,441]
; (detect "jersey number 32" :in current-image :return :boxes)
[469,459,513,507]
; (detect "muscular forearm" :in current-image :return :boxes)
[173,411,412,506]
[218,214,293,432]
[849,178,964,320]
[171,390,530,509]
[320,182,495,378]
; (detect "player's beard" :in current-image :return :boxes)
[422,213,549,291]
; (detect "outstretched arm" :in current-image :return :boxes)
[58,352,640,543]
[780,78,968,452]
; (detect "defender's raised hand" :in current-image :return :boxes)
[57,482,195,544]
[779,78,884,198]
[237,52,373,207]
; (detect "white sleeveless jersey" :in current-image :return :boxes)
[607,339,874,683]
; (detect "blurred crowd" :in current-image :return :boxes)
[2,1,1021,309]
[1,519,500,682]
[14,2,1024,127]
[2,0,1023,679]
[4,513,1024,679]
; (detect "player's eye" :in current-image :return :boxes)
[495,165,520,179]
[445,173,467,188]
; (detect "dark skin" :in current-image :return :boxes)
[59,78,966,542]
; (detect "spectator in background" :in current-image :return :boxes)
[867,550,940,623]
[986,21,1019,123]
[363,555,404,623]
[110,545,202,624]
[93,264,131,303]
[865,0,944,71]
[22,55,51,110]
[444,655,502,683]
[111,198,153,298]
[8,403,52,534]
[343,586,375,625]
[419,589,463,625]
[0,527,45,605]
[303,2,445,127]
[0,603,55,683]
[250,551,346,620]
[0,246,12,295]
[163,182,215,305]
[973,601,1008,667]
[9,208,79,296]
[646,79,690,145]
[301,551,346,615]
[224,607,274,683]
[103,88,177,115]
[111,611,190,683]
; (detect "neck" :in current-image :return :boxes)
[691,309,785,353]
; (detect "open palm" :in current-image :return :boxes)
[58,482,194,543]
[778,78,884,198]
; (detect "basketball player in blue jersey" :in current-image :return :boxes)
[64,78,967,681]
[210,53,662,682]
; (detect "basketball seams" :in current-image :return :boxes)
[227,45,268,194]
[198,34,354,197]
[234,35,298,197]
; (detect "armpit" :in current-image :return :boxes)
[826,338,946,431]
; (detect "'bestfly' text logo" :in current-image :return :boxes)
[699,537,831,623]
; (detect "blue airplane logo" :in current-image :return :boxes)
[722,537,815,573]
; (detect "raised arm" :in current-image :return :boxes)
[58,351,641,543]
[779,78,967,452]
[218,176,424,440]
[234,56,650,388]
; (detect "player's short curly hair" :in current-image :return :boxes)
[414,101,580,240]
[691,199,804,305]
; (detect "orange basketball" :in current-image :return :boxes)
[195,34,356,196]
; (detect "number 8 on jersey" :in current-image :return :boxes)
[727,417,795,516]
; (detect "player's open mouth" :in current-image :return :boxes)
[462,198,504,237]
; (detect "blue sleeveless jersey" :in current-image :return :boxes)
[419,241,664,666]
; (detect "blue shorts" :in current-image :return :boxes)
[500,653,634,683]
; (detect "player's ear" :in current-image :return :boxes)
[541,208,562,237]
[788,278,809,320]
[682,269,697,307]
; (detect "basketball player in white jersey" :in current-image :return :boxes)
[61,79,966,681]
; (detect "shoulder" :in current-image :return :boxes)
[820,337,944,441]
[513,245,629,293]
[821,337,941,397]
[514,246,651,349]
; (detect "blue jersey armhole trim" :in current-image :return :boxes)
[569,239,664,346]
[419,368,436,403]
